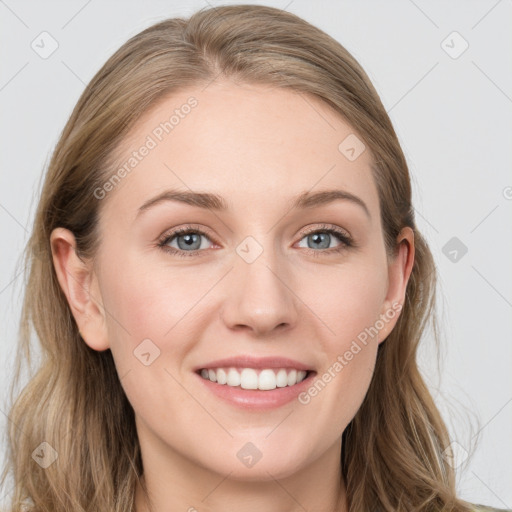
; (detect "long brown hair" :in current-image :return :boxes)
[1,5,478,511]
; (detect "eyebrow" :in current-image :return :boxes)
[136,188,371,219]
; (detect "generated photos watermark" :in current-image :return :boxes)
[298,301,402,405]
[93,96,198,200]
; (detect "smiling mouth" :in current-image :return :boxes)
[197,367,314,391]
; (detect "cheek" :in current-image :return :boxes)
[302,257,388,344]
[97,250,200,366]
[100,240,388,360]
[98,256,198,420]
[102,228,209,313]
[297,258,387,418]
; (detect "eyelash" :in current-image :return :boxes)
[156,223,354,259]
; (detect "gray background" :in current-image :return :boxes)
[1,0,511,508]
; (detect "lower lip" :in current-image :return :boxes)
[195,371,316,410]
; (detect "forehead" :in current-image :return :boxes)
[100,80,379,222]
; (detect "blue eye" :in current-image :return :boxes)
[297,227,351,252]
[157,226,213,258]
[157,223,353,258]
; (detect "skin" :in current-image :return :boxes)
[51,80,414,512]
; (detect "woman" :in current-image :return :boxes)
[1,4,508,512]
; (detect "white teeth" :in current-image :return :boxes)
[287,369,297,386]
[216,368,227,385]
[199,367,309,390]
[226,368,241,387]
[240,368,258,390]
[258,369,276,390]
[276,369,288,388]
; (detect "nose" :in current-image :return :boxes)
[220,244,299,337]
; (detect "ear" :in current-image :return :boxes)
[50,227,110,351]
[377,226,415,344]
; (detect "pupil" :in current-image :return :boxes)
[310,233,329,249]
[178,233,200,250]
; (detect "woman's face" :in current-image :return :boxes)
[53,80,412,482]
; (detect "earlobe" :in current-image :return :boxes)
[50,227,110,352]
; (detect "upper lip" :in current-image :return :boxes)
[194,356,314,372]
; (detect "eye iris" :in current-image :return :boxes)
[177,233,201,250]
[167,229,341,254]
[309,232,330,249]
